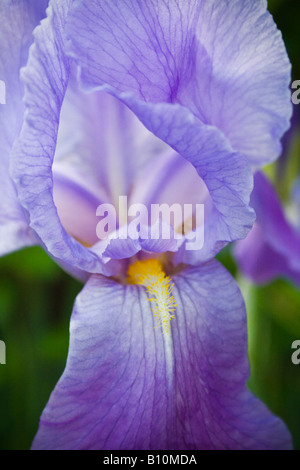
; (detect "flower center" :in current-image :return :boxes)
[127,259,176,334]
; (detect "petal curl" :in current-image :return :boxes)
[112,99,255,264]
[0,0,48,255]
[32,261,292,450]
[10,0,104,274]
[67,0,292,166]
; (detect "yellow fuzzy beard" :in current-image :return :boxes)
[127,259,176,334]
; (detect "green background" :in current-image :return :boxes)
[0,0,300,449]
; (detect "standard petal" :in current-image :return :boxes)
[0,0,48,255]
[32,261,291,450]
[186,0,292,166]
[114,99,255,264]
[54,76,169,207]
[67,0,292,166]
[235,172,300,285]
[11,0,255,270]
[52,173,104,247]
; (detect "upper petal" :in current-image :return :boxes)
[11,0,255,271]
[67,0,292,166]
[32,260,291,450]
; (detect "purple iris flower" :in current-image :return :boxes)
[235,171,300,286]
[0,0,293,449]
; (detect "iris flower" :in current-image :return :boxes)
[0,0,293,449]
[235,171,300,286]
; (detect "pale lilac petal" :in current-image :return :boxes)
[54,78,169,206]
[96,99,255,264]
[67,0,292,166]
[0,0,48,255]
[53,174,103,247]
[32,261,291,450]
[118,99,255,264]
[10,0,104,274]
[129,150,211,217]
[185,0,292,166]
[94,219,181,261]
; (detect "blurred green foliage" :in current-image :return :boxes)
[1,0,300,450]
[0,248,82,449]
[247,280,300,450]
[218,248,300,450]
